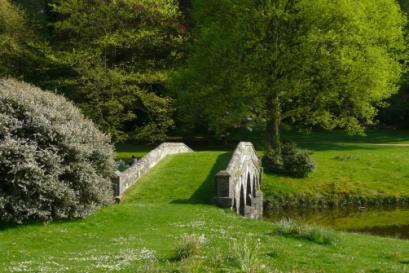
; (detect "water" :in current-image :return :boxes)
[265,208,409,239]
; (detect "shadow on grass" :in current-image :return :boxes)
[296,142,388,152]
[283,129,409,144]
[0,217,85,232]
[171,152,231,205]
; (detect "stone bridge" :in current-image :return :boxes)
[112,143,193,201]
[214,142,263,219]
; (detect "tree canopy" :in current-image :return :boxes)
[0,0,29,76]
[173,0,407,149]
[41,0,187,143]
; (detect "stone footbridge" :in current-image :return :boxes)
[112,143,193,200]
[214,142,263,219]
[112,141,263,219]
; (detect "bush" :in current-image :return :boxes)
[262,142,314,178]
[0,79,115,223]
[275,219,338,245]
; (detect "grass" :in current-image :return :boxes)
[263,136,409,209]
[267,208,409,231]
[115,144,151,164]
[1,150,409,272]
[282,128,409,144]
[174,234,206,261]
[275,219,338,245]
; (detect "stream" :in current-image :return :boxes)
[265,207,409,240]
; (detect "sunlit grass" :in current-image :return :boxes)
[1,151,409,272]
[263,143,409,208]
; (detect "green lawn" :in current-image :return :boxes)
[263,131,409,208]
[282,129,409,144]
[115,144,151,164]
[1,151,409,272]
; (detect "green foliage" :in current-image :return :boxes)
[173,0,407,146]
[0,79,115,223]
[262,143,314,178]
[26,0,187,143]
[275,219,338,245]
[0,0,29,76]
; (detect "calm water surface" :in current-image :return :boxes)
[265,208,409,239]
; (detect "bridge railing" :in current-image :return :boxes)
[112,143,193,201]
[214,142,263,219]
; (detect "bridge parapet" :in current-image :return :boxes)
[214,142,263,219]
[112,143,193,200]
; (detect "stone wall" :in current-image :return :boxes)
[214,142,263,219]
[112,143,193,200]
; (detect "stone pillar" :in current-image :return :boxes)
[111,172,121,197]
[253,190,264,219]
[214,170,233,208]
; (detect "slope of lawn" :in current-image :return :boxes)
[263,130,409,208]
[1,151,409,272]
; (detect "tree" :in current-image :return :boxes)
[173,0,407,151]
[40,0,187,143]
[377,0,409,129]
[0,0,29,76]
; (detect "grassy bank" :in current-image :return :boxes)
[1,151,409,272]
[263,130,409,209]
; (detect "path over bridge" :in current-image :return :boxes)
[214,142,263,219]
[112,143,193,200]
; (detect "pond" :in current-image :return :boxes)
[265,207,409,240]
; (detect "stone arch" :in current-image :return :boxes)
[232,193,237,213]
[253,175,257,197]
[239,184,245,215]
[246,173,252,205]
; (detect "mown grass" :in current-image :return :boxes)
[282,128,409,144]
[1,151,409,272]
[263,142,409,209]
[115,144,151,164]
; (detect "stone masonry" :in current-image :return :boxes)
[214,142,263,219]
[112,142,193,200]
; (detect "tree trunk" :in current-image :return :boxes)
[266,94,281,152]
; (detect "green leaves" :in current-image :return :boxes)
[174,0,407,142]
[44,0,186,143]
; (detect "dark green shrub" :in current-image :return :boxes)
[262,142,314,178]
[261,148,283,174]
[281,143,315,178]
[0,79,115,223]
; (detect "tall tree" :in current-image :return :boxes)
[173,0,407,151]
[42,0,187,143]
[0,0,29,77]
[377,0,409,129]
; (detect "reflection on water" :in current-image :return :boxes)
[265,208,409,239]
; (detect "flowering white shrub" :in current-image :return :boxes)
[0,79,115,223]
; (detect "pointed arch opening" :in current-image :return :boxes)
[246,173,252,205]
[239,184,245,215]
[253,175,257,197]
